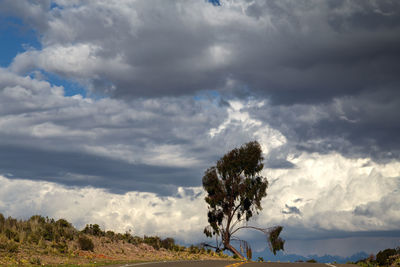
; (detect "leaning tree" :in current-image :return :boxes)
[202,141,284,260]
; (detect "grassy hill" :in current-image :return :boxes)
[0,213,231,266]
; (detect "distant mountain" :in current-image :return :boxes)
[252,248,369,263]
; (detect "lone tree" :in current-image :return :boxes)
[202,141,284,260]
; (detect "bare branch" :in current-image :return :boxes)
[231,225,276,236]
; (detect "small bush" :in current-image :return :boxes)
[78,236,94,251]
[30,257,41,265]
[189,245,200,254]
[52,241,68,254]
[306,259,317,263]
[143,235,161,250]
[376,248,397,266]
[6,241,19,253]
[161,237,175,250]
[82,224,104,236]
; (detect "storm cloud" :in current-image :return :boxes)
[0,0,399,258]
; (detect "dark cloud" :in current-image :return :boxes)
[0,144,199,195]
[282,204,302,215]
[6,0,400,104]
[247,86,400,161]
[4,0,399,162]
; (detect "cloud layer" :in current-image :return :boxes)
[0,0,399,257]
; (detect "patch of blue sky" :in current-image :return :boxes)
[36,70,88,98]
[207,0,221,6]
[193,90,222,107]
[0,16,41,67]
[50,2,64,10]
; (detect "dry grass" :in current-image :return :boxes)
[0,214,232,266]
[0,233,230,266]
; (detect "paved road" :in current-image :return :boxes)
[106,260,233,267]
[105,260,357,267]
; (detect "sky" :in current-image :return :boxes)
[0,0,399,259]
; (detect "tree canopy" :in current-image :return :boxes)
[202,141,284,260]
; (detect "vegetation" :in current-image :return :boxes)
[355,247,400,267]
[0,213,230,265]
[78,236,94,251]
[202,141,284,260]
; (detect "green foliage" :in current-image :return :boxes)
[203,141,268,233]
[376,248,397,266]
[4,228,18,241]
[0,212,78,255]
[52,240,69,254]
[189,245,200,254]
[161,237,175,250]
[257,257,265,262]
[202,141,284,259]
[306,259,317,263]
[0,212,208,257]
[143,235,161,250]
[82,224,105,236]
[78,235,94,251]
[30,257,41,265]
[0,235,19,253]
[106,230,116,240]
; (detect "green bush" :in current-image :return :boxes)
[4,228,18,241]
[376,248,397,266]
[306,259,317,263]
[189,245,200,254]
[82,224,104,236]
[6,240,19,253]
[161,237,175,250]
[78,236,94,251]
[30,257,41,265]
[143,235,161,250]
[52,240,68,254]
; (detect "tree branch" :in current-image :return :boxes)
[231,225,275,236]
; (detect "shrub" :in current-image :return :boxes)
[376,248,397,266]
[4,228,17,240]
[43,223,54,241]
[28,232,41,244]
[0,213,5,230]
[143,235,161,250]
[161,237,175,250]
[6,240,19,253]
[52,241,68,254]
[30,257,41,265]
[56,219,71,228]
[82,224,104,236]
[106,230,115,240]
[78,236,94,251]
[306,259,317,263]
[189,245,200,254]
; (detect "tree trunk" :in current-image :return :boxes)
[225,243,246,260]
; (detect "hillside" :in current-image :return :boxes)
[0,213,231,266]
